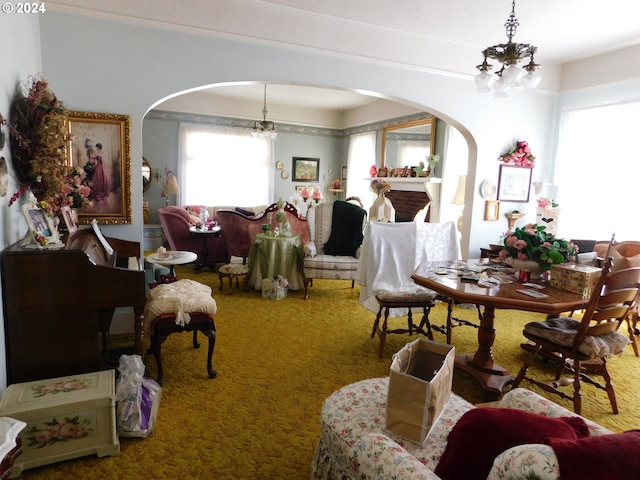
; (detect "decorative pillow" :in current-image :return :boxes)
[487,443,559,480]
[188,214,202,226]
[547,430,640,480]
[433,408,590,480]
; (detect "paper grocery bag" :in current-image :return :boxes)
[385,338,455,445]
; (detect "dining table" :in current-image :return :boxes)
[411,259,592,400]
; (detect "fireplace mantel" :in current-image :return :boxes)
[366,177,442,222]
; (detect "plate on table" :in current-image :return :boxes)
[155,253,173,260]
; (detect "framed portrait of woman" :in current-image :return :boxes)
[65,111,132,224]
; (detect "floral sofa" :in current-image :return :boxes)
[311,377,613,480]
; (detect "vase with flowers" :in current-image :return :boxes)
[499,223,577,277]
[8,76,91,215]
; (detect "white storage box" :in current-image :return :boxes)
[0,370,119,477]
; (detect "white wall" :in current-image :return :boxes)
[0,14,42,392]
[39,9,560,258]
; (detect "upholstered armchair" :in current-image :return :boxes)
[302,201,367,299]
[158,206,228,267]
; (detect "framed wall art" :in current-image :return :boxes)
[65,111,132,224]
[484,200,500,221]
[497,165,532,203]
[292,157,319,182]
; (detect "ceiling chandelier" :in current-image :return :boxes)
[474,0,541,97]
[252,85,277,139]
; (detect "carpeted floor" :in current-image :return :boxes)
[19,266,640,479]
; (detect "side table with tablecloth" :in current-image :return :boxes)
[247,233,305,290]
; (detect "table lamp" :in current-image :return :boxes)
[162,171,180,206]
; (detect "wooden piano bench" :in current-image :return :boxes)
[150,313,217,386]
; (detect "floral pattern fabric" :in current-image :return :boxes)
[487,443,560,480]
[310,379,612,480]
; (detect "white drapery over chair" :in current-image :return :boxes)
[358,221,460,355]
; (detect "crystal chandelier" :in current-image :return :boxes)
[474,0,541,97]
[252,85,277,139]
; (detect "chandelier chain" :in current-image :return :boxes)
[504,0,519,42]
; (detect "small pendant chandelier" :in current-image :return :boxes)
[474,0,541,97]
[252,85,277,139]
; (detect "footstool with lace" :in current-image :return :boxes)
[144,279,218,385]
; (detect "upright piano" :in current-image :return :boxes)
[1,229,146,384]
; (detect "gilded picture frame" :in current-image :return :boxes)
[65,111,132,224]
[484,200,500,221]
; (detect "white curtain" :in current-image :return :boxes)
[555,101,640,241]
[346,132,376,212]
[178,123,273,207]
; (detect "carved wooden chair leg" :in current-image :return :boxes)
[200,327,217,379]
[378,308,390,358]
[151,333,168,386]
[372,307,383,338]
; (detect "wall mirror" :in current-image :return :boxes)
[381,118,436,169]
[142,157,152,192]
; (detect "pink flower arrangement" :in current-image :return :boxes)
[537,197,558,209]
[499,140,536,168]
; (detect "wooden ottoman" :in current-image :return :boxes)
[0,370,119,477]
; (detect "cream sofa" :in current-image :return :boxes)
[311,377,612,480]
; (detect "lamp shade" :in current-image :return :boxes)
[452,175,467,205]
[164,174,180,196]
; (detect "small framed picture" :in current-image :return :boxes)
[484,200,500,221]
[292,157,319,182]
[22,198,62,247]
[61,206,78,233]
[341,164,348,181]
[497,165,532,202]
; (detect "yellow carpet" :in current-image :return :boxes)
[19,266,640,479]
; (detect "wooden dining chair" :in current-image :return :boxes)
[512,258,640,414]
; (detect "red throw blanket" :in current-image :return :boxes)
[547,430,640,480]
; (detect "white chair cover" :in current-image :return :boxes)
[358,221,461,316]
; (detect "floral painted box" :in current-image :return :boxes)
[0,370,119,477]
[261,278,288,300]
[550,263,602,298]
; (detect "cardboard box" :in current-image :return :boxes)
[261,278,288,300]
[385,339,455,445]
[0,370,119,477]
[550,263,602,298]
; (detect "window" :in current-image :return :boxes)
[179,123,273,206]
[555,101,640,241]
[346,132,376,211]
